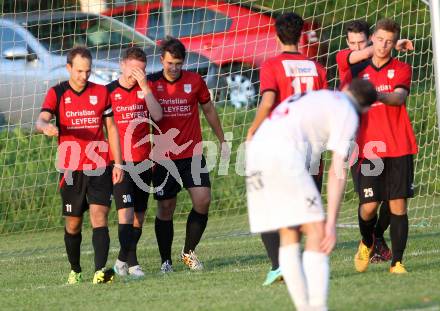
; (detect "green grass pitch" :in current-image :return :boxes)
[0,214,439,311]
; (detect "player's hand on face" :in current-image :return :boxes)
[112,166,124,184]
[43,124,59,137]
[131,67,148,89]
[396,39,414,52]
[320,221,337,255]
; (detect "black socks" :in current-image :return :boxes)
[261,232,280,270]
[155,217,174,264]
[127,227,142,267]
[390,213,408,266]
[92,227,110,272]
[117,224,133,263]
[358,206,377,248]
[64,229,82,273]
[184,209,208,254]
[374,202,390,239]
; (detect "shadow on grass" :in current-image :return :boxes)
[204,253,268,270]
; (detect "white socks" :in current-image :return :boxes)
[303,250,329,311]
[279,244,329,311]
[279,244,308,310]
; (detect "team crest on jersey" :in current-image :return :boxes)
[115,93,122,100]
[89,95,98,105]
[387,69,395,79]
[65,97,71,104]
[363,73,370,80]
[157,84,164,92]
[137,91,144,99]
[184,84,192,94]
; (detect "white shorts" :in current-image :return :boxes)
[246,141,325,233]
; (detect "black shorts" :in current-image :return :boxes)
[153,155,211,200]
[60,166,113,217]
[113,162,152,212]
[351,155,414,204]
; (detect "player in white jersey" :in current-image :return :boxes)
[246,78,377,310]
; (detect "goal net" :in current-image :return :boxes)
[0,0,438,257]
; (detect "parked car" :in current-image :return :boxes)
[103,0,327,107]
[0,11,217,127]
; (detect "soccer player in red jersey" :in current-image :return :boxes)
[350,19,417,274]
[336,20,413,89]
[107,47,163,278]
[148,37,227,272]
[336,20,413,264]
[36,47,124,284]
[246,12,328,286]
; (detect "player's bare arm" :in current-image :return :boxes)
[131,67,163,122]
[348,45,374,64]
[36,111,59,137]
[104,116,124,184]
[348,39,413,65]
[321,152,348,255]
[395,39,414,52]
[246,91,276,141]
[201,101,229,157]
[378,88,409,106]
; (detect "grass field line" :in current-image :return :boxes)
[0,236,257,263]
[2,242,440,263]
[397,306,440,311]
[0,284,71,293]
[338,247,440,263]
[0,266,258,293]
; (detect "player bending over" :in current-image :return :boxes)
[246,79,377,310]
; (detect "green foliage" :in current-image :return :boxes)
[0,129,61,233]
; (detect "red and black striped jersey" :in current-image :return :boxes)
[260,52,328,111]
[147,70,211,160]
[107,80,151,162]
[41,81,112,171]
[349,58,417,158]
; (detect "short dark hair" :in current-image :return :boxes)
[275,13,304,45]
[374,19,400,41]
[122,46,147,62]
[160,36,186,60]
[345,20,370,38]
[67,46,92,65]
[348,78,377,108]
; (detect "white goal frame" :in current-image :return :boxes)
[429,0,440,136]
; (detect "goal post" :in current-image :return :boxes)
[429,0,440,138]
[0,0,438,248]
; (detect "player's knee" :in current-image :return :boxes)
[65,219,82,234]
[303,222,325,250]
[90,212,108,228]
[389,202,407,215]
[360,202,379,220]
[118,207,134,224]
[279,227,300,246]
[134,212,145,227]
[193,194,211,212]
[157,202,175,220]
[157,210,173,220]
